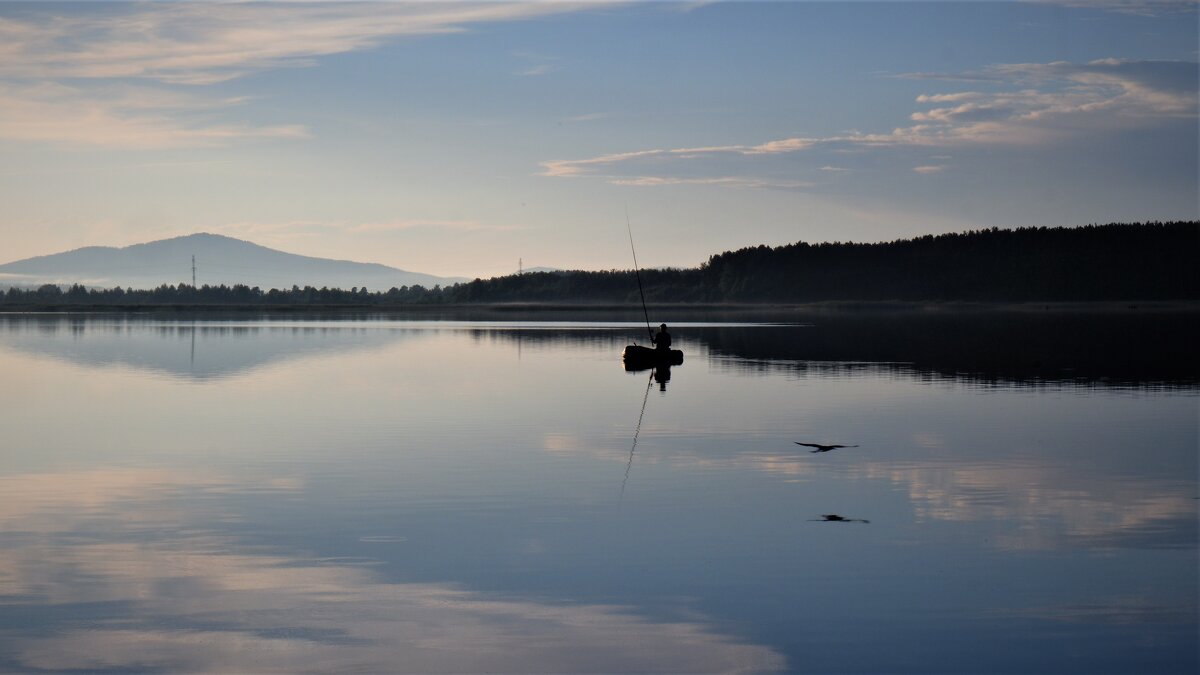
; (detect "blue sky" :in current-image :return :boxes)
[1,1,1196,278]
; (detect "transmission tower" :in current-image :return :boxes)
[192,255,196,287]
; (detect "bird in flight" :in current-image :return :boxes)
[795,442,859,453]
[811,514,870,524]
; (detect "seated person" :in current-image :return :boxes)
[652,323,671,351]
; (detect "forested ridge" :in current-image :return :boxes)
[3,222,1196,307]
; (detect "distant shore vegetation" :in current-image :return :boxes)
[3,222,1196,309]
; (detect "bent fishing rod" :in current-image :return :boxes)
[625,206,654,343]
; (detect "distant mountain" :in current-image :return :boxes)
[0,233,466,290]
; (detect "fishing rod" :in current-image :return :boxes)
[625,206,653,342]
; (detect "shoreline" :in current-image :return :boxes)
[1,299,1196,317]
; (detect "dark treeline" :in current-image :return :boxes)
[1,282,445,307]
[699,221,1198,302]
[3,222,1196,307]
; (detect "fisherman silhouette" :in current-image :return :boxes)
[651,323,672,351]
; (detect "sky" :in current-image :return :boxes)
[0,1,1196,279]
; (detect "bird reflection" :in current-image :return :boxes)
[810,514,870,524]
[795,442,859,453]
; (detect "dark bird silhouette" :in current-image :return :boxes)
[795,442,859,453]
[810,514,870,524]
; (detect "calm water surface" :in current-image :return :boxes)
[0,314,1196,673]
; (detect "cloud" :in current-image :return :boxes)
[0,82,308,148]
[540,148,669,178]
[568,112,610,122]
[1025,0,1199,17]
[915,92,986,104]
[0,3,583,85]
[177,218,528,256]
[539,58,1197,189]
[348,219,529,234]
[609,176,813,189]
[745,137,819,154]
[206,218,527,239]
[509,48,563,78]
[516,63,555,76]
[0,2,589,148]
[902,59,1197,114]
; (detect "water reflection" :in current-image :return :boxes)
[0,315,417,381]
[0,469,782,673]
[0,314,1195,672]
[698,309,1200,388]
[620,371,654,503]
[2,310,1196,387]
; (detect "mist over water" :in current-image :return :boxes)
[0,314,1195,673]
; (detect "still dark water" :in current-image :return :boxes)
[0,312,1196,673]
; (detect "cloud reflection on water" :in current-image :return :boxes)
[548,438,1197,553]
[0,468,784,674]
[862,461,1198,551]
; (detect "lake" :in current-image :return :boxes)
[0,311,1196,673]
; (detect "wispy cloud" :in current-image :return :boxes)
[540,58,1197,188]
[0,2,588,148]
[509,48,562,78]
[610,176,814,189]
[745,137,820,154]
[516,64,555,77]
[0,82,307,148]
[205,218,528,249]
[0,3,582,85]
[349,219,529,234]
[1025,0,1198,17]
[540,148,667,178]
[568,112,610,122]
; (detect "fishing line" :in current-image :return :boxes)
[620,369,655,506]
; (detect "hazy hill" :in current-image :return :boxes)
[0,233,465,290]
